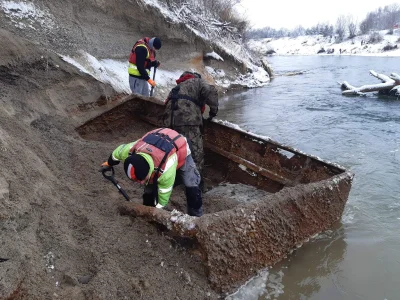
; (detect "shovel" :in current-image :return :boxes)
[101,167,130,201]
[150,66,157,97]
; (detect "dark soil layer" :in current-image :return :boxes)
[0,29,219,300]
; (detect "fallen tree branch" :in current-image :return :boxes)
[390,72,400,83]
[340,70,397,96]
[369,70,394,83]
[390,85,400,96]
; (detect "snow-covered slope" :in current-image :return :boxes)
[248,30,400,57]
[0,0,269,96]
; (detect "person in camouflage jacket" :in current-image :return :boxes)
[163,71,219,174]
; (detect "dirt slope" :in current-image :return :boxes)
[0,0,245,91]
[0,28,219,299]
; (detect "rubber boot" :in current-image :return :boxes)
[187,206,203,217]
[185,186,203,217]
[142,192,155,207]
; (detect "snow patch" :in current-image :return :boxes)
[2,0,270,90]
[205,65,269,88]
[62,51,130,94]
[231,66,270,88]
[0,0,57,30]
[214,119,272,140]
[214,119,243,131]
[141,0,270,88]
[61,50,184,94]
[205,51,224,61]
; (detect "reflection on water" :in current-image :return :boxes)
[220,56,400,300]
[228,226,347,300]
[267,227,346,300]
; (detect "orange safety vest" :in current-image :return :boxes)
[128,37,156,76]
[129,128,188,181]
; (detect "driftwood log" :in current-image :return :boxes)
[118,202,199,237]
[340,70,400,96]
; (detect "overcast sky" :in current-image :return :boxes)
[239,0,400,29]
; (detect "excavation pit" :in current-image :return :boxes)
[77,95,353,293]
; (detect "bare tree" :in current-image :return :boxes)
[335,15,347,42]
[347,15,358,38]
[291,25,306,37]
[321,23,334,37]
[359,4,400,34]
[360,13,373,34]
[384,3,400,33]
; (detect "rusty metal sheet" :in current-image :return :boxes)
[118,171,353,293]
[77,95,354,294]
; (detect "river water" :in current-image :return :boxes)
[221,56,400,300]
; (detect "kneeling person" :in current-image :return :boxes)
[100,128,203,217]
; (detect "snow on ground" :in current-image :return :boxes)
[61,49,270,95]
[1,0,270,89]
[205,51,224,61]
[0,0,57,30]
[61,50,184,95]
[141,0,270,86]
[206,65,269,89]
[231,66,270,88]
[248,30,400,57]
[62,51,131,94]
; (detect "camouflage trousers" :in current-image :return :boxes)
[173,126,204,174]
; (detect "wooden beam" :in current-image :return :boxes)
[118,202,199,237]
[205,144,293,186]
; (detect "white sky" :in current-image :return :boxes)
[238,0,400,29]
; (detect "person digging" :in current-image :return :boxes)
[128,36,161,96]
[100,128,203,217]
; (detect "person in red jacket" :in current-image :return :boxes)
[128,37,161,96]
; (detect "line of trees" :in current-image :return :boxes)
[247,3,400,40]
[360,4,400,34]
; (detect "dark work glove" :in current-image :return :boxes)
[152,60,160,68]
[208,112,217,121]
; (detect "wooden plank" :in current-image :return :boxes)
[206,144,294,186]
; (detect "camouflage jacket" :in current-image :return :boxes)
[163,78,218,127]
